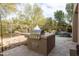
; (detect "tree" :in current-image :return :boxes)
[54,10,65,31]
[12,3,45,32]
[65,3,73,25]
[43,17,53,32]
[54,10,64,22]
[0,4,16,54]
[24,3,45,30]
[52,20,58,30]
[0,4,16,17]
[37,18,46,28]
[0,4,16,37]
[32,4,44,27]
[65,3,73,32]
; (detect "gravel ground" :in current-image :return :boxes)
[0,35,27,52]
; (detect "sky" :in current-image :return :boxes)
[6,3,67,19]
[39,3,67,18]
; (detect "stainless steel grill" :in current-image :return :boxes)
[29,25,45,40]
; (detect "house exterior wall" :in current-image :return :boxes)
[77,4,79,43]
[72,4,78,42]
[72,12,78,42]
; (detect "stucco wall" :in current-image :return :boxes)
[72,12,78,42]
[78,4,79,43]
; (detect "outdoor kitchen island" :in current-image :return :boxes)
[26,32,55,56]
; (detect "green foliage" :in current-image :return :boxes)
[1,3,68,38]
[42,17,57,32]
[0,3,16,37]
[66,3,73,17]
[54,10,65,31]
[65,3,73,25]
[0,3,46,37]
[65,3,73,32]
[0,3,16,16]
[0,19,11,37]
[54,10,64,22]
[32,4,44,27]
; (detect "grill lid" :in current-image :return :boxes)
[33,25,42,33]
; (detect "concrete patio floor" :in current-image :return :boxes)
[2,36,77,56]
